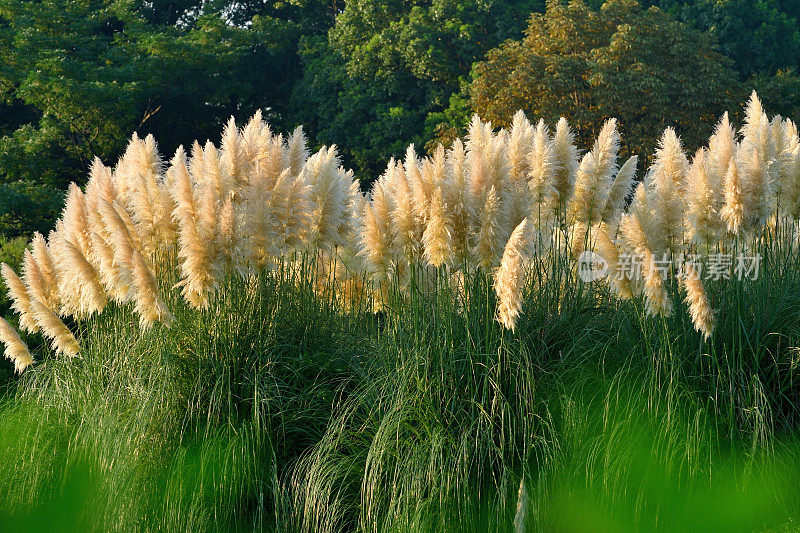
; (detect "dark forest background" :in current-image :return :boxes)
[0,0,797,242]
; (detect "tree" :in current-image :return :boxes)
[644,0,800,79]
[0,0,298,190]
[291,0,541,180]
[460,0,741,161]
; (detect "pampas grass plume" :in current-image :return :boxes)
[495,218,530,331]
[2,263,38,333]
[131,250,173,328]
[30,298,79,357]
[422,187,453,268]
[0,316,33,373]
[682,263,714,339]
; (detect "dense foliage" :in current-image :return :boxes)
[0,0,798,238]
[465,0,740,160]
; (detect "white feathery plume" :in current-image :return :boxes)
[506,110,533,183]
[721,158,746,235]
[1,263,37,333]
[201,140,230,201]
[527,119,557,224]
[169,147,215,309]
[592,118,620,181]
[422,187,453,268]
[647,128,688,253]
[98,199,137,300]
[739,92,777,227]
[568,152,607,225]
[389,161,420,260]
[30,298,79,357]
[592,223,633,299]
[408,145,432,233]
[474,185,502,271]
[286,126,309,178]
[242,160,279,268]
[601,155,637,229]
[53,238,107,317]
[62,183,93,257]
[306,146,349,249]
[221,116,249,190]
[90,231,125,301]
[31,232,59,308]
[131,250,173,328]
[552,117,579,206]
[642,249,673,317]
[360,184,393,281]
[22,249,54,313]
[495,218,531,331]
[0,316,33,373]
[682,263,714,339]
[444,139,472,264]
[213,196,236,279]
[685,149,724,247]
[707,112,736,189]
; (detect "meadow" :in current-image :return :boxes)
[1,93,800,531]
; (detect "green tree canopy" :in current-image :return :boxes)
[0,0,298,190]
[461,0,741,160]
[291,0,541,178]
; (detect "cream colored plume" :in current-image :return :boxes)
[552,117,579,205]
[170,147,215,308]
[30,232,59,309]
[213,197,237,278]
[506,111,533,183]
[685,149,723,247]
[389,160,420,260]
[98,199,137,299]
[648,128,688,253]
[53,238,107,317]
[62,183,93,257]
[221,116,250,190]
[474,185,502,271]
[22,250,55,312]
[1,263,37,333]
[360,184,393,281]
[131,250,173,328]
[642,250,673,317]
[721,159,745,235]
[527,119,557,222]
[707,112,736,187]
[495,218,531,331]
[592,223,632,299]
[444,139,473,263]
[0,316,33,373]
[30,298,79,357]
[569,152,608,225]
[601,155,637,228]
[682,263,713,339]
[306,146,349,249]
[422,187,453,268]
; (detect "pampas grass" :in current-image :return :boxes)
[0,316,32,372]
[5,92,800,373]
[495,218,530,331]
[1,263,37,334]
[682,263,714,339]
[29,298,79,357]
